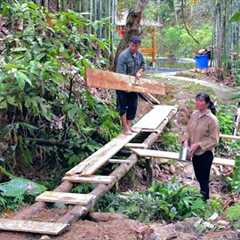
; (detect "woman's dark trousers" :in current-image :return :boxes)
[192,151,214,200]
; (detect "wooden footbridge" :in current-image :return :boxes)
[0,105,236,237]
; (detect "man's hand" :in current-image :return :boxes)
[135,69,144,81]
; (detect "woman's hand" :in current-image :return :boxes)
[190,143,200,156]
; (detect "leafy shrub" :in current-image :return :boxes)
[96,179,222,223]
[226,156,240,193]
[0,177,46,212]
[0,2,119,178]
[160,131,181,151]
[216,105,235,135]
[226,203,240,222]
[160,24,212,57]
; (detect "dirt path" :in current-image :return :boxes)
[149,72,238,101]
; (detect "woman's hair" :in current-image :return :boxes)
[196,92,216,115]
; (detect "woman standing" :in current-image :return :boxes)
[183,93,220,200]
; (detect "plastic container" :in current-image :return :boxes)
[179,145,189,161]
[195,54,209,69]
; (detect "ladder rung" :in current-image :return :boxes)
[0,219,68,235]
[36,191,94,205]
[63,175,115,184]
[109,159,131,164]
[125,143,147,148]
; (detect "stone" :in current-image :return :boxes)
[217,220,230,227]
[40,236,51,240]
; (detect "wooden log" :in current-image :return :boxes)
[131,149,235,167]
[56,109,177,225]
[63,175,115,184]
[220,134,240,141]
[0,219,68,235]
[65,131,139,176]
[0,107,176,237]
[36,192,94,205]
[86,68,166,95]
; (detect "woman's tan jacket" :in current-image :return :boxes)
[183,109,220,156]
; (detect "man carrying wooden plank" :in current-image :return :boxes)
[116,36,145,134]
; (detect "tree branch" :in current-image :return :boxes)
[180,0,200,45]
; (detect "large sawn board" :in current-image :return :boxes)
[86,68,166,95]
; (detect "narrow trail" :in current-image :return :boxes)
[149,72,238,101]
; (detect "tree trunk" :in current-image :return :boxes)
[213,0,240,79]
[112,0,150,71]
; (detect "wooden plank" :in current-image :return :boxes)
[109,159,131,164]
[220,134,240,141]
[0,219,68,235]
[36,191,94,205]
[86,68,166,95]
[125,143,147,148]
[131,149,235,166]
[65,131,139,176]
[63,175,115,184]
[140,47,154,55]
[65,105,175,177]
[133,105,177,130]
[57,108,176,226]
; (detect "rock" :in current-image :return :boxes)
[150,223,177,240]
[40,236,51,240]
[169,165,176,174]
[150,220,199,240]
[202,230,240,240]
[217,220,230,227]
[208,213,219,222]
[89,212,127,222]
[175,217,200,233]
[54,202,67,209]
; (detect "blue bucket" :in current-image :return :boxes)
[195,54,209,69]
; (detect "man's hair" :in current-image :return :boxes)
[130,36,141,44]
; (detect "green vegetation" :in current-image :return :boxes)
[160,24,212,57]
[96,179,223,223]
[0,177,46,212]
[226,202,240,229]
[0,2,119,185]
[217,105,235,135]
[159,131,181,152]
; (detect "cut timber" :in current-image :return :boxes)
[109,159,131,164]
[0,219,68,235]
[63,175,115,184]
[131,149,235,167]
[86,68,166,95]
[145,93,160,104]
[66,105,175,177]
[220,134,240,141]
[57,108,177,225]
[36,191,94,205]
[125,143,147,148]
[133,105,177,130]
[65,131,139,176]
